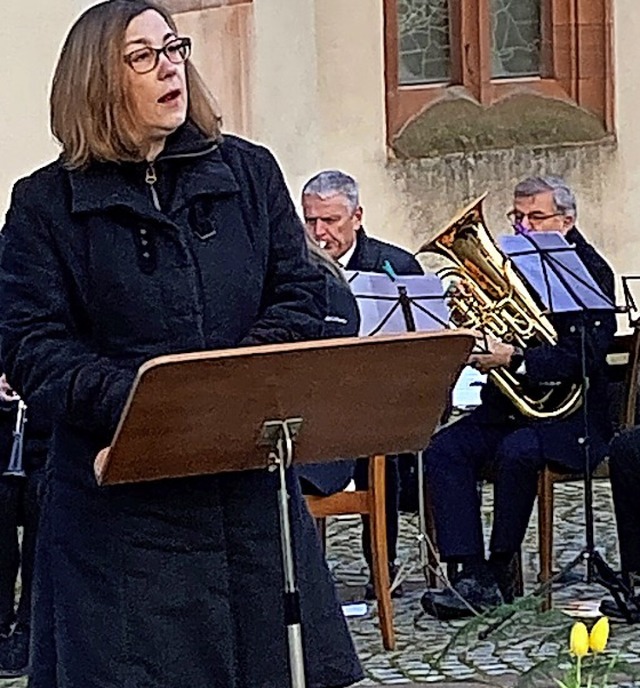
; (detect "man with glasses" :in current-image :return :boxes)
[420,176,616,619]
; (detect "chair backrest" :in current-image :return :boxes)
[305,454,386,519]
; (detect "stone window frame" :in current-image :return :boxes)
[163,0,251,14]
[384,0,614,143]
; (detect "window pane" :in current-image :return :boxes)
[491,0,541,78]
[398,0,451,86]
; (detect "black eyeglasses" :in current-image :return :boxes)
[124,36,192,74]
[506,209,564,226]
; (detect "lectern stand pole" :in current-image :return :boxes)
[260,418,306,688]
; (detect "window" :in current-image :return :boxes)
[398,0,452,85]
[490,0,541,78]
[385,0,613,142]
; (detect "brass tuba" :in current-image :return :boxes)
[417,193,582,420]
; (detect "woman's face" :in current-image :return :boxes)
[123,10,189,151]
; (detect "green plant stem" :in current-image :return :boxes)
[576,656,582,688]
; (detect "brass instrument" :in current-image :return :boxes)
[417,193,582,420]
[3,399,27,478]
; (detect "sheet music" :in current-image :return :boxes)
[451,366,485,409]
[499,232,613,313]
[346,271,449,336]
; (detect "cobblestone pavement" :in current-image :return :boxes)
[331,481,640,686]
[2,482,638,688]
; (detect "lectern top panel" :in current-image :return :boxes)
[95,331,474,485]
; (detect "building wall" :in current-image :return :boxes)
[2,0,639,282]
[170,0,639,277]
[0,1,96,212]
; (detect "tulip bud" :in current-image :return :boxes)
[589,616,610,653]
[570,621,590,657]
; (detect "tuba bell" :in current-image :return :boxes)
[417,193,582,420]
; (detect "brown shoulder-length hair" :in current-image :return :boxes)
[50,0,221,168]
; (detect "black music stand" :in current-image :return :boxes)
[621,275,640,328]
[346,271,450,335]
[347,270,451,583]
[500,231,639,621]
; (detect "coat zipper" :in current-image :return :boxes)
[143,142,219,211]
[145,162,161,211]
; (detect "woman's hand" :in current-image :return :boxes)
[0,374,19,403]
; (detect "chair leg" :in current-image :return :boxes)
[369,458,395,651]
[538,470,554,611]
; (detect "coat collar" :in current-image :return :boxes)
[345,227,371,270]
[68,123,239,217]
[566,227,585,246]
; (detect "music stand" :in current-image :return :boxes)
[500,231,639,621]
[346,271,450,335]
[347,270,451,583]
[94,332,474,688]
[621,275,640,328]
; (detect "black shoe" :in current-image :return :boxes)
[364,563,404,601]
[489,554,518,605]
[421,567,504,620]
[599,596,640,623]
[0,628,29,678]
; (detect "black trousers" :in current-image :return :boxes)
[353,455,399,567]
[609,427,640,575]
[0,469,43,629]
[424,411,584,561]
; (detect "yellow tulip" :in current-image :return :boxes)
[589,616,610,653]
[570,621,590,657]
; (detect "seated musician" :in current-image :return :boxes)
[599,426,640,621]
[420,176,616,619]
[301,169,423,598]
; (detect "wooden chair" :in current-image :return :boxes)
[305,454,395,650]
[537,329,640,608]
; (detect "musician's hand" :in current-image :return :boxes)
[0,374,18,403]
[445,278,472,302]
[468,335,515,373]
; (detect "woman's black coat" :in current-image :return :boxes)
[0,124,362,688]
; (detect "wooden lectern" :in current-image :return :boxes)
[95,330,474,688]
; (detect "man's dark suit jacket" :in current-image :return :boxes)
[346,228,423,275]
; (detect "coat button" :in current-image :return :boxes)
[141,239,148,246]
[142,252,150,259]
[570,326,576,333]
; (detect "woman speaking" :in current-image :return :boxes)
[0,2,362,686]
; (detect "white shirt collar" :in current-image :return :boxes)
[337,241,357,268]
